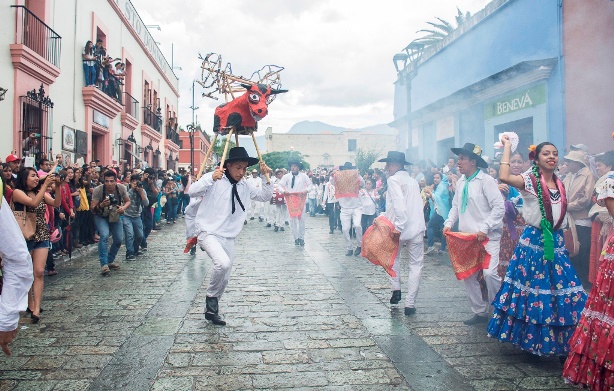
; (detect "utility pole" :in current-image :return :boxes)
[188,80,200,174]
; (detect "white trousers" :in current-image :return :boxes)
[390,233,424,308]
[340,207,363,250]
[463,238,501,316]
[198,233,235,298]
[263,202,273,223]
[289,207,306,240]
[249,200,263,218]
[272,204,285,226]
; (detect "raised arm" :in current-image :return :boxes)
[498,135,525,190]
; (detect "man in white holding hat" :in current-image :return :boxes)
[379,151,425,316]
[444,142,505,325]
[189,147,273,325]
[331,162,365,256]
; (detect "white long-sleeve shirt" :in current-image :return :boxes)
[322,181,337,204]
[0,196,34,331]
[188,172,273,238]
[384,170,425,240]
[279,172,310,194]
[444,170,505,239]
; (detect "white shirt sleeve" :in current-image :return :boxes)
[0,202,34,331]
[188,172,215,198]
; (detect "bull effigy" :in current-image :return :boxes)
[194,53,287,183]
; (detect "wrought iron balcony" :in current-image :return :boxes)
[143,107,162,133]
[11,5,61,68]
[123,92,139,120]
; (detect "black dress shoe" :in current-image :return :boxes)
[404,307,416,316]
[299,239,305,246]
[274,226,279,232]
[250,217,255,220]
[266,223,272,227]
[329,229,334,234]
[205,297,226,326]
[390,290,401,304]
[295,239,300,246]
[354,247,361,256]
[463,314,489,325]
[345,250,354,256]
[279,227,284,231]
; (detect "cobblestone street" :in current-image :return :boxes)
[0,215,574,390]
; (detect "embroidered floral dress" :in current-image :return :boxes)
[487,170,587,356]
[564,173,614,389]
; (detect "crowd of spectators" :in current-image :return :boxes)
[82,39,124,103]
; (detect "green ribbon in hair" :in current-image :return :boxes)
[460,169,480,214]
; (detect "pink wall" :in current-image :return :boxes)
[563,0,614,154]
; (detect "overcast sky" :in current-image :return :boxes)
[131,0,490,133]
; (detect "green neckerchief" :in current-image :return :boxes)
[461,169,480,214]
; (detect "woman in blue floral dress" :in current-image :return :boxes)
[487,137,587,356]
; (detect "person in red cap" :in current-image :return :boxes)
[5,155,21,178]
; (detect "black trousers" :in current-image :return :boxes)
[569,225,592,289]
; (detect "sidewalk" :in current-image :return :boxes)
[0,215,573,390]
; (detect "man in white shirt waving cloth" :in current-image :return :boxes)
[443,143,505,325]
[379,152,425,316]
[0,177,34,355]
[280,159,310,246]
[188,147,273,326]
[332,162,365,256]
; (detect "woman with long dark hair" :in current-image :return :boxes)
[1,163,15,203]
[487,137,587,357]
[82,41,96,87]
[12,168,61,323]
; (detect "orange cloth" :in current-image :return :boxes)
[184,237,197,253]
[334,170,360,198]
[444,231,491,280]
[285,192,307,218]
[361,216,399,277]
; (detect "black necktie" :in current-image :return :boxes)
[226,174,245,214]
[292,174,297,188]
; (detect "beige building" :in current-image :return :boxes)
[1,0,180,170]
[265,125,398,168]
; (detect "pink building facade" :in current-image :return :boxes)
[1,0,180,169]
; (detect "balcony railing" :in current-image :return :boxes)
[12,5,62,68]
[166,125,181,146]
[143,107,162,133]
[123,92,139,120]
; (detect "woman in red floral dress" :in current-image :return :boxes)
[563,154,614,389]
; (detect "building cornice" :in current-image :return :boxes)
[106,0,180,98]
[82,86,123,118]
[141,124,162,143]
[164,139,179,152]
[10,44,61,86]
[120,112,140,131]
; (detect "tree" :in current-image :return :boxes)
[355,147,382,175]
[259,150,310,171]
[412,7,472,48]
[212,136,237,158]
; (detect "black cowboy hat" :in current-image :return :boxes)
[450,142,488,168]
[377,151,411,166]
[339,162,356,170]
[287,159,304,170]
[224,147,259,167]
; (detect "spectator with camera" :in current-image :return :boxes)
[90,170,130,275]
[123,174,148,261]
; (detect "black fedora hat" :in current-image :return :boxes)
[450,142,488,168]
[224,147,259,167]
[287,158,304,170]
[378,151,411,166]
[339,161,356,170]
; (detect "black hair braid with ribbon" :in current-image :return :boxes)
[532,162,555,260]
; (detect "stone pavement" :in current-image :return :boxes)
[0,214,575,390]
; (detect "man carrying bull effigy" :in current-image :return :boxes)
[188,147,273,326]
